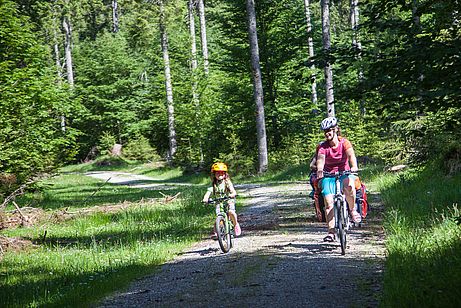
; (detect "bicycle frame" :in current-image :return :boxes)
[324,170,354,255]
[333,173,349,232]
[208,197,234,253]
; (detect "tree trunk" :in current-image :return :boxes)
[52,9,66,132]
[350,0,364,114]
[62,9,74,133]
[62,16,74,88]
[304,0,318,105]
[197,0,209,75]
[188,0,198,99]
[188,0,203,165]
[350,0,361,51]
[159,0,177,161]
[321,0,335,117]
[112,0,119,33]
[246,0,268,174]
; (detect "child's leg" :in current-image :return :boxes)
[227,200,241,236]
[228,210,238,226]
[227,199,238,225]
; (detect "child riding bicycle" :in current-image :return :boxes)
[202,162,241,237]
[315,117,361,242]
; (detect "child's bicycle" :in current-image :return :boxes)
[207,196,235,253]
[323,170,358,255]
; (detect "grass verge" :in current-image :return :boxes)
[376,163,461,307]
[0,165,214,307]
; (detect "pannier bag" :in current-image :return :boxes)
[309,173,369,222]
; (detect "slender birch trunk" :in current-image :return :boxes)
[350,0,365,114]
[159,0,177,161]
[197,0,209,75]
[62,10,74,132]
[112,0,119,33]
[246,0,268,174]
[350,0,361,51]
[188,0,198,100]
[62,16,74,87]
[321,0,335,117]
[188,0,204,164]
[54,34,66,132]
[52,5,66,132]
[304,0,318,105]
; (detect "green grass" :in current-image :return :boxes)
[0,162,215,307]
[376,164,461,307]
[4,159,460,307]
[16,173,165,210]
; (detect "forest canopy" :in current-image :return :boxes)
[1,0,460,193]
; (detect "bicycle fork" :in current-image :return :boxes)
[334,178,349,231]
[334,194,345,229]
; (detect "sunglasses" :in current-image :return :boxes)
[323,128,335,133]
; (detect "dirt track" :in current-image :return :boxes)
[92,173,385,308]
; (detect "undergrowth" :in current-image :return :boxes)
[376,163,461,307]
[0,164,212,307]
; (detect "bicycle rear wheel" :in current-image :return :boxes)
[337,200,347,255]
[215,215,232,253]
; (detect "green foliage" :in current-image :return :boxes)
[123,136,161,162]
[216,132,255,176]
[0,0,76,192]
[350,0,461,165]
[385,107,461,165]
[98,131,116,155]
[2,0,460,183]
[268,136,311,171]
[73,33,145,157]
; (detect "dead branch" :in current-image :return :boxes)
[1,183,28,210]
[1,174,52,210]
[12,201,29,224]
[159,191,181,203]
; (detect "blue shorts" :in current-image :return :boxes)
[319,174,356,197]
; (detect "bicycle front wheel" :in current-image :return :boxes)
[215,215,232,253]
[337,200,347,255]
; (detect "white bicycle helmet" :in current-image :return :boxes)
[320,116,338,130]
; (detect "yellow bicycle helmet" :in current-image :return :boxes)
[211,162,228,173]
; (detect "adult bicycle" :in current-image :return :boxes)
[323,170,357,255]
[207,196,235,253]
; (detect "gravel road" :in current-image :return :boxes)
[91,173,385,308]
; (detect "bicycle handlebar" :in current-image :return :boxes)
[322,170,359,178]
[206,196,235,204]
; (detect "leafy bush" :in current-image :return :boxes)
[215,132,255,176]
[389,108,461,166]
[269,136,311,171]
[98,132,117,156]
[123,137,161,162]
[0,0,77,191]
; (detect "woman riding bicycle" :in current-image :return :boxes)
[202,162,241,237]
[315,117,361,242]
